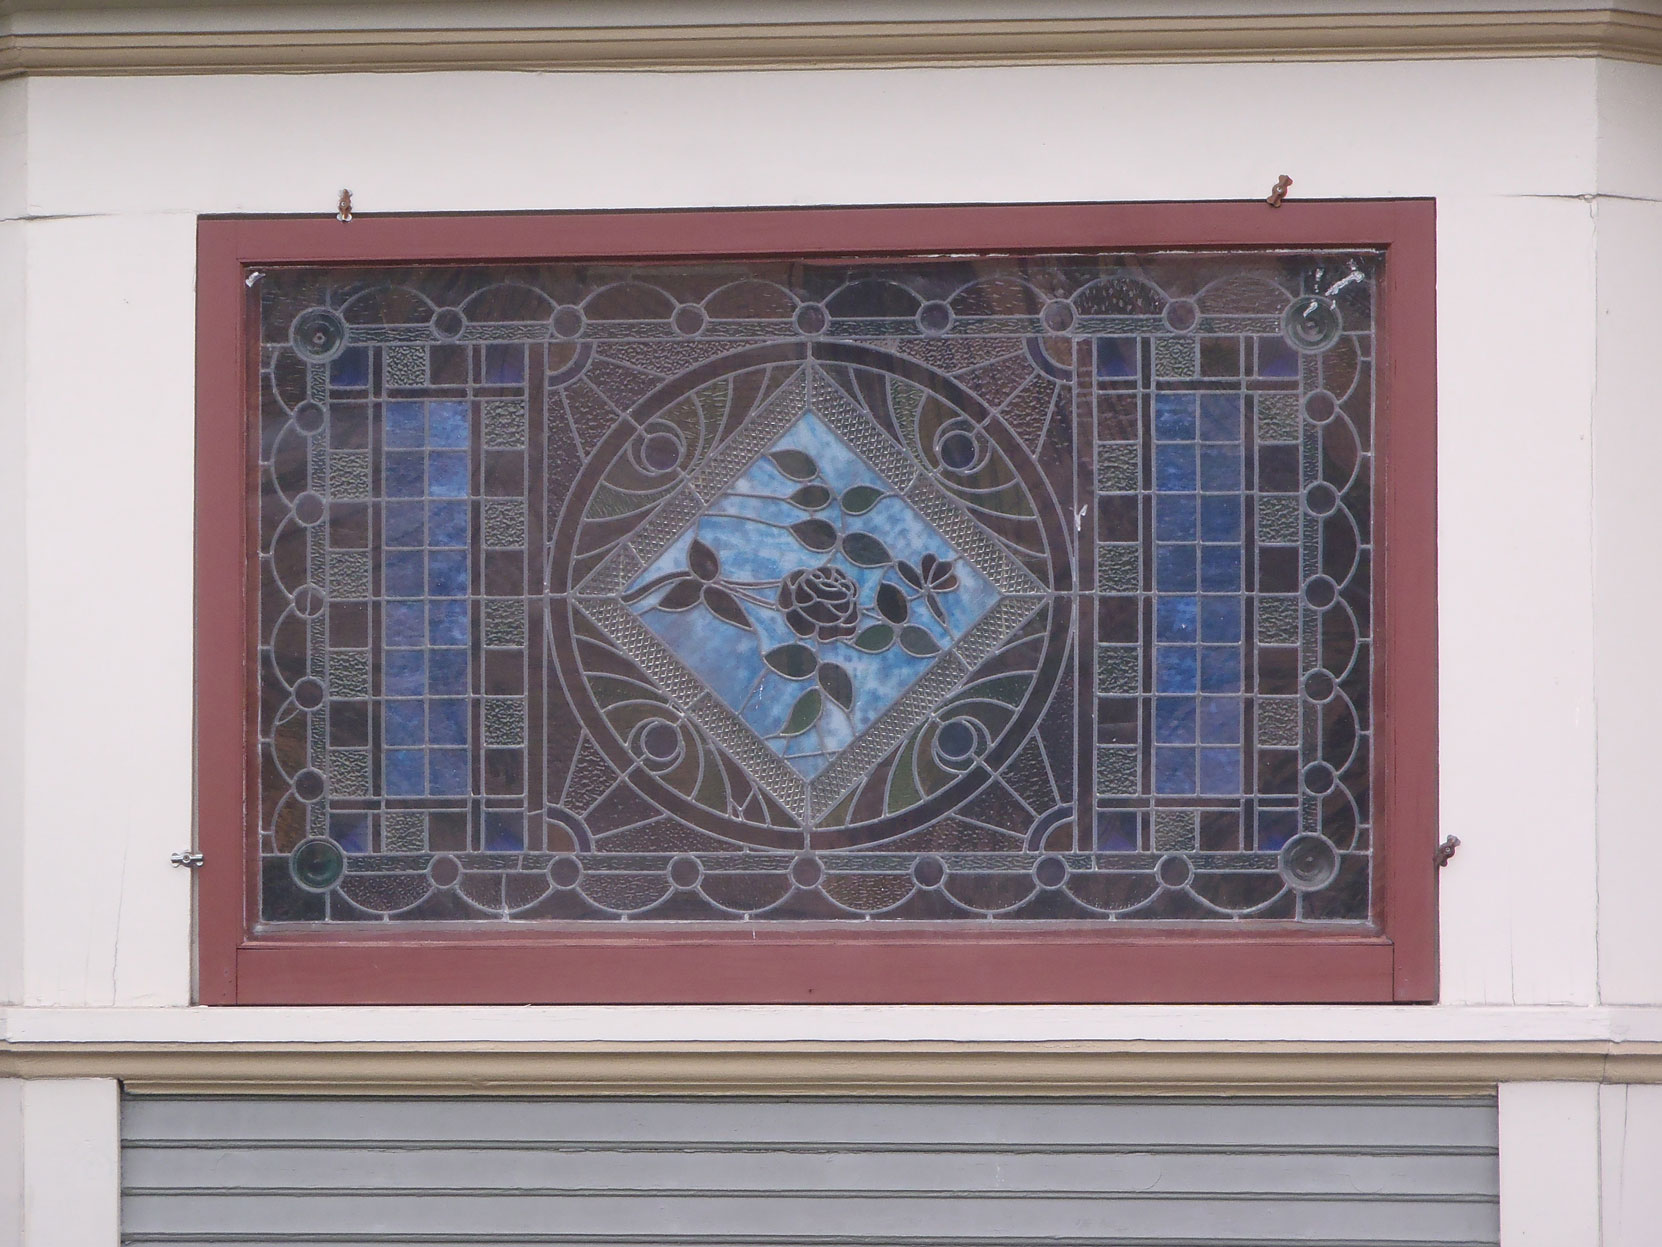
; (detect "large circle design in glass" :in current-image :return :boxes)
[547,352,1070,849]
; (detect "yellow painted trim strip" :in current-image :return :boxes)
[5,1040,1661,1095]
[2,10,1662,80]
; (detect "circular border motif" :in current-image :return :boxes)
[432,307,466,340]
[547,347,1072,850]
[290,308,346,363]
[1279,833,1340,891]
[290,837,344,891]
[551,305,585,339]
[1283,295,1342,352]
[1163,298,1199,333]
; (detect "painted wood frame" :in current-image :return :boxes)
[196,200,1438,1005]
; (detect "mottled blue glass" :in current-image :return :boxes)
[1156,495,1197,541]
[386,402,425,448]
[427,451,469,498]
[428,599,469,645]
[385,700,425,745]
[1198,393,1242,441]
[484,345,525,385]
[428,502,469,547]
[1154,696,1197,743]
[427,650,468,695]
[428,401,470,447]
[1096,337,1139,378]
[1155,647,1199,693]
[328,813,370,853]
[330,348,369,388]
[385,452,425,497]
[385,551,424,597]
[1196,695,1240,743]
[428,749,469,795]
[427,550,469,597]
[484,811,526,851]
[385,749,425,797]
[385,502,424,547]
[1155,746,1197,795]
[429,698,468,745]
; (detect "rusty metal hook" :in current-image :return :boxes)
[1265,175,1293,208]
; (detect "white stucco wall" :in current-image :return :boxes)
[2,42,1662,1247]
[0,54,1625,1012]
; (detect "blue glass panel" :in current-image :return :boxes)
[384,451,425,497]
[1257,335,1300,378]
[1199,545,1242,591]
[626,410,1001,779]
[384,551,425,598]
[384,699,425,745]
[1197,393,1242,441]
[385,401,425,448]
[1257,808,1299,850]
[1155,646,1198,693]
[1093,809,1139,852]
[1154,746,1197,795]
[1198,445,1242,491]
[384,650,425,697]
[428,599,469,645]
[1199,495,1241,542]
[1198,646,1242,693]
[330,348,368,388]
[1096,337,1138,378]
[328,813,370,853]
[1155,494,1197,541]
[1154,695,1197,743]
[484,811,525,851]
[428,400,470,447]
[1197,747,1241,794]
[427,550,469,597]
[483,345,526,384]
[384,501,424,547]
[1154,392,1196,440]
[428,698,468,745]
[1155,545,1198,591]
[428,649,469,695]
[428,748,470,796]
[428,501,468,547]
[1196,695,1240,743]
[427,451,469,497]
[1155,445,1196,491]
[1155,596,1198,642]
[385,749,425,796]
[1199,597,1242,643]
[385,602,426,647]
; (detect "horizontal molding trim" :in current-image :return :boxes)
[2,9,1662,79]
[4,1040,1662,1095]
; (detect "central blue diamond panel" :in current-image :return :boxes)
[624,410,1000,778]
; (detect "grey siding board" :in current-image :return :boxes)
[120,1095,1500,1246]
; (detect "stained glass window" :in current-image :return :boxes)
[255,251,1375,925]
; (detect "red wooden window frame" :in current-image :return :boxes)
[196,200,1438,1005]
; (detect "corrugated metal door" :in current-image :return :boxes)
[121,1095,1499,1245]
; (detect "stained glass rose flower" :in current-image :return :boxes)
[778,565,861,641]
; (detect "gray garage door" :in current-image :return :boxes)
[121,1095,1499,1246]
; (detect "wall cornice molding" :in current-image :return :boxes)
[2,8,1662,80]
[5,1039,1662,1096]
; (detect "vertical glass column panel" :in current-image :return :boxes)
[381,400,472,800]
[254,253,1375,924]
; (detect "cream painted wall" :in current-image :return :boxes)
[0,53,1637,1014]
[1591,60,1662,1006]
[0,79,26,1010]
